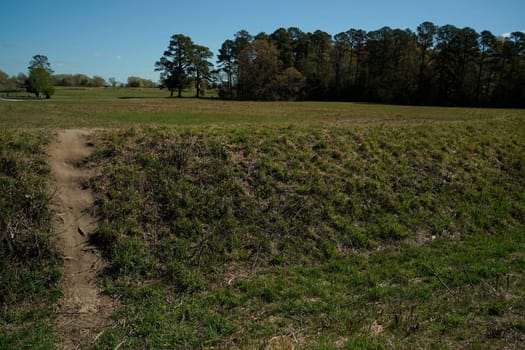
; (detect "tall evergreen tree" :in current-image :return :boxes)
[435,26,479,105]
[217,39,237,98]
[155,34,194,97]
[348,29,367,98]
[28,55,54,74]
[476,30,497,104]
[192,45,214,98]
[270,28,295,68]
[233,30,254,97]
[416,22,438,103]
[332,32,350,98]
[306,30,332,99]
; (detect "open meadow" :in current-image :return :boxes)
[2,87,524,129]
[1,88,524,349]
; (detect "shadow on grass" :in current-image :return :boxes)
[118,96,220,100]
[1,96,46,101]
[117,96,167,100]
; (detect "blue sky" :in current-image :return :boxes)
[1,0,523,83]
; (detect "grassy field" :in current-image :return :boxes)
[1,88,524,349]
[2,87,524,129]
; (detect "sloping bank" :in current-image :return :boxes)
[87,118,525,349]
[0,130,61,349]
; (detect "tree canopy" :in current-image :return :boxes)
[210,24,525,106]
[0,70,14,92]
[27,67,55,98]
[191,45,214,98]
[155,34,214,98]
[26,55,55,98]
[28,55,53,74]
[126,76,156,88]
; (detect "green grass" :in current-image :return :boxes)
[1,87,524,348]
[0,130,60,349]
[85,117,524,349]
[1,87,523,129]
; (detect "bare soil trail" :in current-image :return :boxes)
[48,129,115,349]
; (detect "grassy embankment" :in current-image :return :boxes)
[0,88,524,349]
[87,119,525,349]
[0,130,61,349]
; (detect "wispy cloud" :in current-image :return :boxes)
[116,55,123,60]
[92,52,104,58]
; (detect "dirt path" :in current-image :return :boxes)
[48,129,115,349]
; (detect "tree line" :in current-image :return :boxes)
[0,55,157,98]
[157,23,525,106]
[53,74,156,88]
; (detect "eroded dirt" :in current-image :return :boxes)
[48,129,115,349]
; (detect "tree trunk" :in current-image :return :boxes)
[354,48,361,84]
[196,71,201,98]
[348,48,353,85]
[475,54,485,104]
[178,87,182,98]
[228,72,233,97]
[334,62,340,98]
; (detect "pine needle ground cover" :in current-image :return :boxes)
[86,116,525,349]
